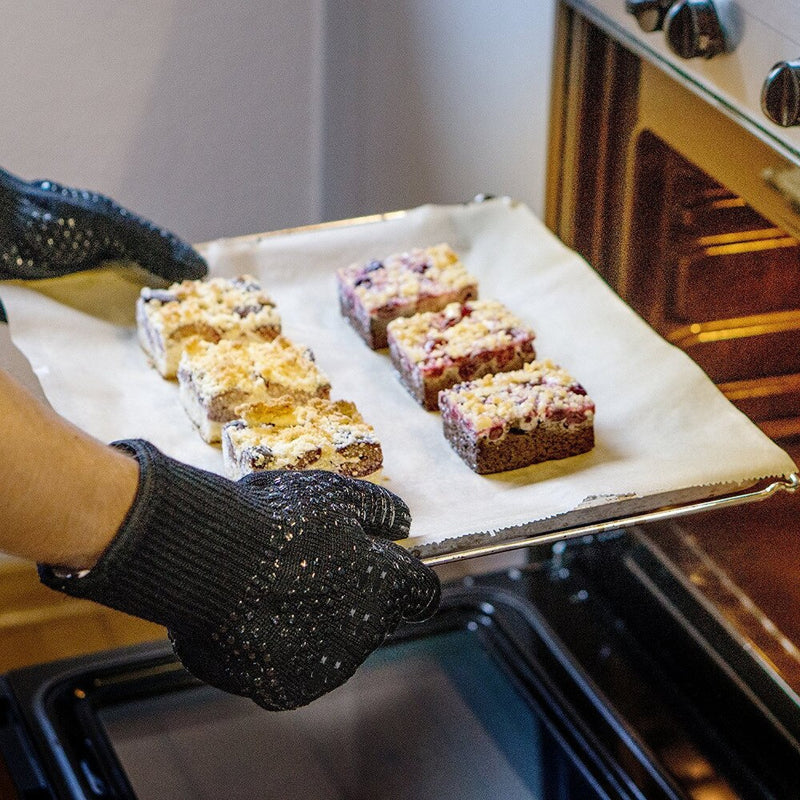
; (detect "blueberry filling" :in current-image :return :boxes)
[231,277,261,292]
[233,303,264,317]
[248,445,274,467]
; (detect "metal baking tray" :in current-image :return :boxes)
[1,198,796,566]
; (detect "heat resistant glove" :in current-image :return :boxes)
[38,439,440,711]
[0,167,207,282]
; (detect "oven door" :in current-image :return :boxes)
[0,569,660,800]
[547,0,800,439]
[3,531,800,800]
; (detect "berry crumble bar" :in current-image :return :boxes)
[386,299,537,410]
[136,275,281,378]
[438,360,595,474]
[222,397,383,481]
[336,243,478,349]
[177,337,331,443]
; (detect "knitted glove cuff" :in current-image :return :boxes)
[38,439,273,629]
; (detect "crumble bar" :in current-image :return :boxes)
[386,299,537,410]
[222,397,383,481]
[336,243,478,349]
[438,360,595,474]
[177,337,331,443]
[136,275,281,378]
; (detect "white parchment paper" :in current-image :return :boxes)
[1,199,795,555]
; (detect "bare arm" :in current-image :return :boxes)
[0,367,139,570]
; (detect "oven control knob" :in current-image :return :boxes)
[762,61,800,127]
[625,0,674,32]
[664,0,727,59]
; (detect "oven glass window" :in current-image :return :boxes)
[96,628,604,800]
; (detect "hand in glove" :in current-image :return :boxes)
[38,440,440,711]
[0,167,206,282]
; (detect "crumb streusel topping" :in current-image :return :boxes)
[439,360,595,438]
[337,244,477,312]
[387,300,536,370]
[139,275,281,338]
[179,337,330,397]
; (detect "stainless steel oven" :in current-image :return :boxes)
[544,1,800,796]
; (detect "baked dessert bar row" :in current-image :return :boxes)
[438,360,595,474]
[137,275,383,481]
[339,244,595,474]
[336,243,478,349]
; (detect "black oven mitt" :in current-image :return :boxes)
[38,439,440,711]
[0,167,207,283]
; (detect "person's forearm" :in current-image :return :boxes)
[0,368,139,570]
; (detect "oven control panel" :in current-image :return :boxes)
[565,0,800,159]
[630,1,800,129]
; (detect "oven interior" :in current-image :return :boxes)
[3,529,800,800]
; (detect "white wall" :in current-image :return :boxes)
[322,1,554,221]
[0,2,554,243]
[0,2,325,243]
